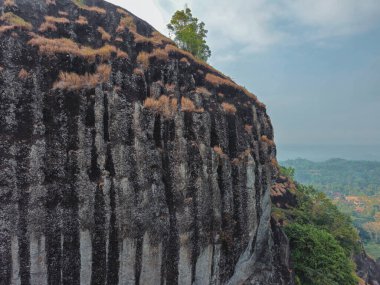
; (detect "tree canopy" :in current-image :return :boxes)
[167,7,211,62]
[286,223,358,285]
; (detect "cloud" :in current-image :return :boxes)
[156,0,380,59]
[107,0,380,62]
[285,0,380,40]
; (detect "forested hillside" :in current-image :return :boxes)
[281,159,380,259]
[281,158,380,196]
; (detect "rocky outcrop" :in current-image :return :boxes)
[355,249,380,285]
[0,0,293,284]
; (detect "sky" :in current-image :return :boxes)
[107,0,380,150]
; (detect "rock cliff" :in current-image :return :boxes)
[0,0,293,284]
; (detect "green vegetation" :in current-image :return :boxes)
[281,159,380,259]
[72,0,106,14]
[279,165,295,179]
[275,166,361,284]
[1,12,33,30]
[286,223,358,285]
[167,7,211,61]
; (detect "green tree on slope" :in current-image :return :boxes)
[286,223,358,285]
[167,7,211,61]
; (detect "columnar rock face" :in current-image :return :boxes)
[0,0,292,284]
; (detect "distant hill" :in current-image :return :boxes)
[281,158,380,196]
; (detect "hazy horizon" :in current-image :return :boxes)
[277,143,380,162]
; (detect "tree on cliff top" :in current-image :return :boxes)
[167,7,211,62]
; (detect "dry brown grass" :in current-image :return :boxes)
[130,30,175,47]
[143,95,202,118]
[271,157,279,169]
[39,16,69,32]
[116,49,128,59]
[244,124,253,134]
[151,48,168,61]
[180,57,189,64]
[181,97,204,113]
[195,87,211,96]
[75,16,88,25]
[232,148,252,165]
[39,22,57,32]
[1,13,33,30]
[4,0,16,7]
[131,31,150,44]
[45,16,69,24]
[205,73,258,102]
[164,44,230,79]
[53,64,111,90]
[97,26,111,41]
[116,8,129,16]
[18,68,29,79]
[83,5,106,14]
[151,31,175,45]
[260,135,275,146]
[221,102,237,114]
[205,73,228,86]
[143,95,177,118]
[116,12,136,33]
[164,44,193,60]
[58,11,69,17]
[137,51,150,69]
[73,0,106,14]
[144,95,204,118]
[28,35,119,61]
[87,45,117,60]
[0,25,14,33]
[137,49,169,69]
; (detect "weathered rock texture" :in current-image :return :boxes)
[0,0,293,284]
[355,249,380,285]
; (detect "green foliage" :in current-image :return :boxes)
[1,12,33,30]
[274,167,362,284]
[167,7,211,61]
[279,166,295,180]
[73,0,84,4]
[285,223,358,285]
[290,184,360,255]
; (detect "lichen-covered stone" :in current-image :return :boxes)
[0,0,293,284]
